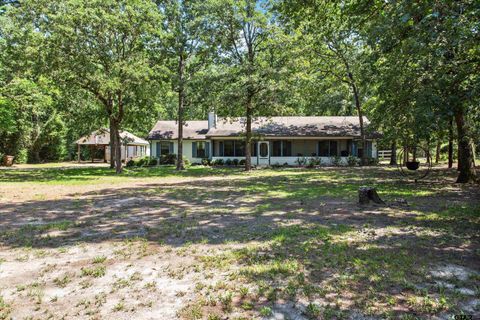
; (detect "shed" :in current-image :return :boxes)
[76,129,149,163]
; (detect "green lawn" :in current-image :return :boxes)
[0,165,478,319]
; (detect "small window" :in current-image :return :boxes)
[224,140,234,156]
[259,143,268,157]
[330,141,338,156]
[235,141,245,156]
[196,142,206,158]
[251,142,257,156]
[283,141,292,156]
[272,141,282,156]
[318,141,329,157]
[160,142,170,155]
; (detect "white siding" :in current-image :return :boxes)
[150,140,204,164]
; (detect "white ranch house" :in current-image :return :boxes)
[147,113,379,166]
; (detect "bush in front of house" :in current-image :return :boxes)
[126,159,135,167]
[201,158,210,166]
[331,155,342,166]
[225,158,233,166]
[232,159,239,166]
[136,156,150,167]
[213,158,224,166]
[239,159,246,166]
[295,157,307,167]
[366,157,379,166]
[159,154,176,165]
[307,157,322,168]
[149,158,158,166]
[347,155,359,167]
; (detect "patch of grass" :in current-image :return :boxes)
[92,256,107,264]
[177,303,203,320]
[0,296,12,319]
[81,266,106,278]
[259,306,273,316]
[53,273,72,288]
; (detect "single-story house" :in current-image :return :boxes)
[147,113,379,166]
[76,129,149,162]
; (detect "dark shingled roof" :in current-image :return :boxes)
[147,121,209,140]
[147,117,380,140]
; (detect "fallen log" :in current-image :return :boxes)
[358,186,385,205]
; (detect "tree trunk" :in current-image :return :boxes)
[435,140,441,164]
[245,96,252,171]
[455,109,476,183]
[390,141,397,165]
[347,72,367,165]
[109,121,115,169]
[176,54,185,171]
[111,120,123,174]
[448,117,453,168]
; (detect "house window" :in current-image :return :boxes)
[160,142,171,155]
[235,141,245,156]
[318,140,338,157]
[272,141,282,156]
[195,142,206,158]
[272,141,292,157]
[223,140,234,156]
[318,141,330,156]
[330,141,338,156]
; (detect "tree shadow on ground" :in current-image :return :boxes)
[0,167,479,318]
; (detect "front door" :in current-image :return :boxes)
[258,141,269,166]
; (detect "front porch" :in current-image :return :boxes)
[210,138,376,166]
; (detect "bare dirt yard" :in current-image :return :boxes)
[0,164,479,319]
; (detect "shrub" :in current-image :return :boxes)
[126,159,136,167]
[232,159,239,166]
[183,157,190,167]
[136,156,149,167]
[149,158,158,166]
[307,157,321,168]
[271,162,282,168]
[347,155,359,167]
[295,157,307,166]
[201,158,210,166]
[331,155,342,166]
[159,154,176,165]
[215,158,224,166]
[239,159,246,166]
[366,157,379,166]
[225,159,233,166]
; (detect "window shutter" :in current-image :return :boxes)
[169,142,174,154]
[192,142,197,158]
[156,142,161,158]
[205,142,210,158]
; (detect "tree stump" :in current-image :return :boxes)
[358,186,385,205]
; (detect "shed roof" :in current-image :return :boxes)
[76,129,148,146]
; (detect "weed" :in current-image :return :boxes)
[81,266,106,278]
